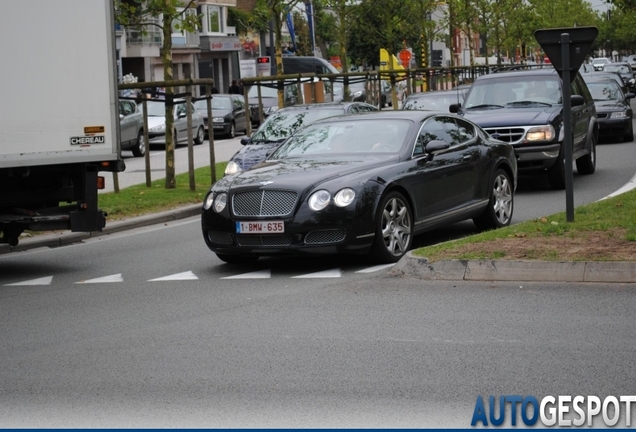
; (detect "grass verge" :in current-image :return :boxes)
[411,188,636,262]
[98,162,227,220]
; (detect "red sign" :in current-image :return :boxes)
[399,49,412,67]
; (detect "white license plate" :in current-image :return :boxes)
[236,221,284,234]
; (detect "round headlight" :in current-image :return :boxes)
[203,192,215,210]
[334,188,356,207]
[308,190,331,211]
[224,161,242,176]
[213,193,227,213]
[149,124,165,133]
[213,117,224,123]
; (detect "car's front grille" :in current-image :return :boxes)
[232,190,297,217]
[484,127,526,144]
[236,234,292,246]
[305,229,347,245]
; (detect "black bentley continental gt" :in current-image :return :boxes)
[201,110,517,264]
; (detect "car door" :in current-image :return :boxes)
[173,102,188,142]
[233,95,246,133]
[410,116,480,223]
[571,75,594,153]
[118,100,136,145]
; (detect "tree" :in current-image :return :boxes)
[114,0,199,189]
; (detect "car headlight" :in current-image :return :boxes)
[334,188,356,207]
[149,124,165,133]
[611,111,629,118]
[224,161,242,176]
[203,192,215,210]
[525,125,556,142]
[213,193,227,213]
[213,117,224,123]
[353,91,363,97]
[308,190,331,211]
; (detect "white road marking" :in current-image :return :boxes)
[355,264,395,273]
[291,268,342,278]
[148,271,199,281]
[5,276,53,286]
[221,270,271,279]
[75,273,123,284]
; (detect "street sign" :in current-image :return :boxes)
[534,27,598,83]
[399,49,412,67]
[256,56,271,77]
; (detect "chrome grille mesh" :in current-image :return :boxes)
[232,190,297,217]
[305,229,347,245]
[485,127,526,144]
[236,234,292,246]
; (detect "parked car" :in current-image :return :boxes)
[592,57,610,71]
[143,99,206,146]
[626,54,636,71]
[201,110,517,264]
[402,89,465,112]
[118,99,146,157]
[349,79,391,107]
[225,101,379,175]
[194,94,247,139]
[584,76,634,142]
[601,62,635,91]
[450,67,597,190]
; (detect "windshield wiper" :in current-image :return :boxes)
[507,100,552,107]
[466,104,504,110]
[251,138,287,144]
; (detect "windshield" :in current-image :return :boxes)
[593,58,609,65]
[586,81,623,101]
[194,97,233,110]
[248,83,292,98]
[603,64,631,74]
[464,76,561,109]
[270,119,411,159]
[250,108,345,143]
[403,93,464,110]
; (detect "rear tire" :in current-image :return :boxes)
[216,253,259,264]
[624,123,633,142]
[227,122,236,139]
[473,169,514,230]
[369,191,413,263]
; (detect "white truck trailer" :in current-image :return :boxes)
[0,1,124,246]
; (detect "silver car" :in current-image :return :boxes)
[144,99,206,146]
[118,99,146,157]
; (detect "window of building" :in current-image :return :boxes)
[198,4,224,34]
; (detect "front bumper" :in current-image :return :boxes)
[596,115,632,136]
[512,143,561,171]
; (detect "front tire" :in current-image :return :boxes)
[624,123,634,142]
[473,169,514,230]
[194,126,205,144]
[227,122,236,139]
[132,130,146,157]
[369,191,413,263]
[547,143,566,190]
[576,133,596,175]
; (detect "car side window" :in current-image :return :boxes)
[454,118,476,144]
[120,101,134,116]
[413,116,456,157]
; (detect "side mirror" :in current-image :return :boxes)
[449,103,460,113]
[425,139,450,161]
[240,137,251,145]
[625,93,635,99]
[571,95,585,107]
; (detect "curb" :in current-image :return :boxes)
[0,204,202,255]
[389,251,636,283]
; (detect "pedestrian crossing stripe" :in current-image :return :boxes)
[221,270,271,279]
[148,271,199,281]
[75,273,123,284]
[291,268,341,278]
[5,276,53,286]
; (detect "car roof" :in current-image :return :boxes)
[308,109,454,124]
[276,101,374,111]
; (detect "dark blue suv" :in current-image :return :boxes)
[451,67,598,189]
